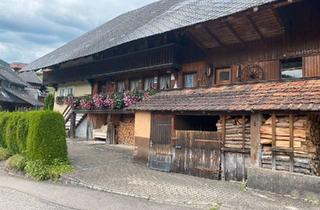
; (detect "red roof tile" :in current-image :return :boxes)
[130,79,320,112]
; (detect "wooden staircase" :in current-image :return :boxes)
[63,105,87,137]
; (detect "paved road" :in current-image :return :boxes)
[64,141,320,210]
[0,167,193,210]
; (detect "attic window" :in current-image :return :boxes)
[281,57,303,79]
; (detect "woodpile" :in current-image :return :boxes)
[217,117,250,149]
[116,117,134,145]
[260,115,319,175]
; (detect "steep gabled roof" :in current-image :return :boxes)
[25,0,277,71]
[0,61,29,87]
[19,71,42,85]
[130,79,320,112]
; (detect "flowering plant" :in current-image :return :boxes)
[70,89,158,110]
[123,91,143,107]
[103,96,114,109]
[80,96,94,110]
[92,94,104,109]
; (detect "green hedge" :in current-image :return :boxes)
[0,113,10,147]
[26,111,67,164]
[0,111,67,164]
[44,94,54,110]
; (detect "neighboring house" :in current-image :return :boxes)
[25,0,320,182]
[0,59,43,110]
[10,62,27,72]
[19,70,46,101]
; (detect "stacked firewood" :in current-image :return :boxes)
[217,117,250,149]
[117,117,135,146]
[260,116,318,175]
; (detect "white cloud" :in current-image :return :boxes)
[0,0,157,63]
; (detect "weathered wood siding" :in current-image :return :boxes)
[173,131,221,179]
[304,54,320,77]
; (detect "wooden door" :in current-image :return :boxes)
[148,114,173,172]
[173,131,222,179]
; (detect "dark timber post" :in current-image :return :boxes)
[69,112,76,139]
[106,114,114,144]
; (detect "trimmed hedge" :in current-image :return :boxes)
[0,113,10,147]
[44,94,54,110]
[26,111,67,164]
[0,111,67,164]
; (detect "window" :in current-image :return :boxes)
[117,81,125,92]
[67,87,74,96]
[144,77,154,90]
[175,115,219,131]
[130,79,140,91]
[216,68,231,84]
[59,88,65,97]
[159,75,171,90]
[281,57,303,79]
[184,73,196,88]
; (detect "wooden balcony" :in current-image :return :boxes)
[44,43,181,85]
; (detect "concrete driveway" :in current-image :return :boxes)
[64,140,320,210]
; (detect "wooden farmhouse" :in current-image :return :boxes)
[26,0,320,181]
[0,59,43,110]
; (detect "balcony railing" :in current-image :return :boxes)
[44,43,180,85]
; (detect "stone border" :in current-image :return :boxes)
[247,167,320,203]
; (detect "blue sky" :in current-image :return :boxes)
[0,0,157,63]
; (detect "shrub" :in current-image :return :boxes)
[5,154,27,171]
[44,94,54,110]
[0,113,10,147]
[5,113,20,154]
[26,111,67,164]
[16,115,29,154]
[25,160,49,181]
[0,147,11,161]
[48,159,73,181]
[25,159,73,181]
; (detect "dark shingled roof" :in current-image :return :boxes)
[0,61,28,87]
[19,71,42,85]
[25,0,277,71]
[0,59,43,107]
[129,79,320,112]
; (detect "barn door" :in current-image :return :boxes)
[148,114,173,172]
[173,131,222,179]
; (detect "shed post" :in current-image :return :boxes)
[69,112,76,139]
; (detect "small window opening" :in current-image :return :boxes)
[175,115,219,131]
[281,57,303,79]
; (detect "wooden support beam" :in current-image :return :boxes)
[225,21,244,43]
[241,115,246,181]
[221,114,226,181]
[246,15,265,40]
[271,113,276,170]
[289,114,294,172]
[203,26,224,47]
[69,112,76,139]
[186,31,208,50]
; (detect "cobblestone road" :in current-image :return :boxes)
[64,140,320,210]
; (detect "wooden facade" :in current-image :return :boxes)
[43,0,320,180]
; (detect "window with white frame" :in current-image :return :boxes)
[117,81,125,92]
[67,87,74,96]
[59,88,65,97]
[159,75,171,90]
[130,79,140,91]
[184,73,196,88]
[144,77,154,90]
